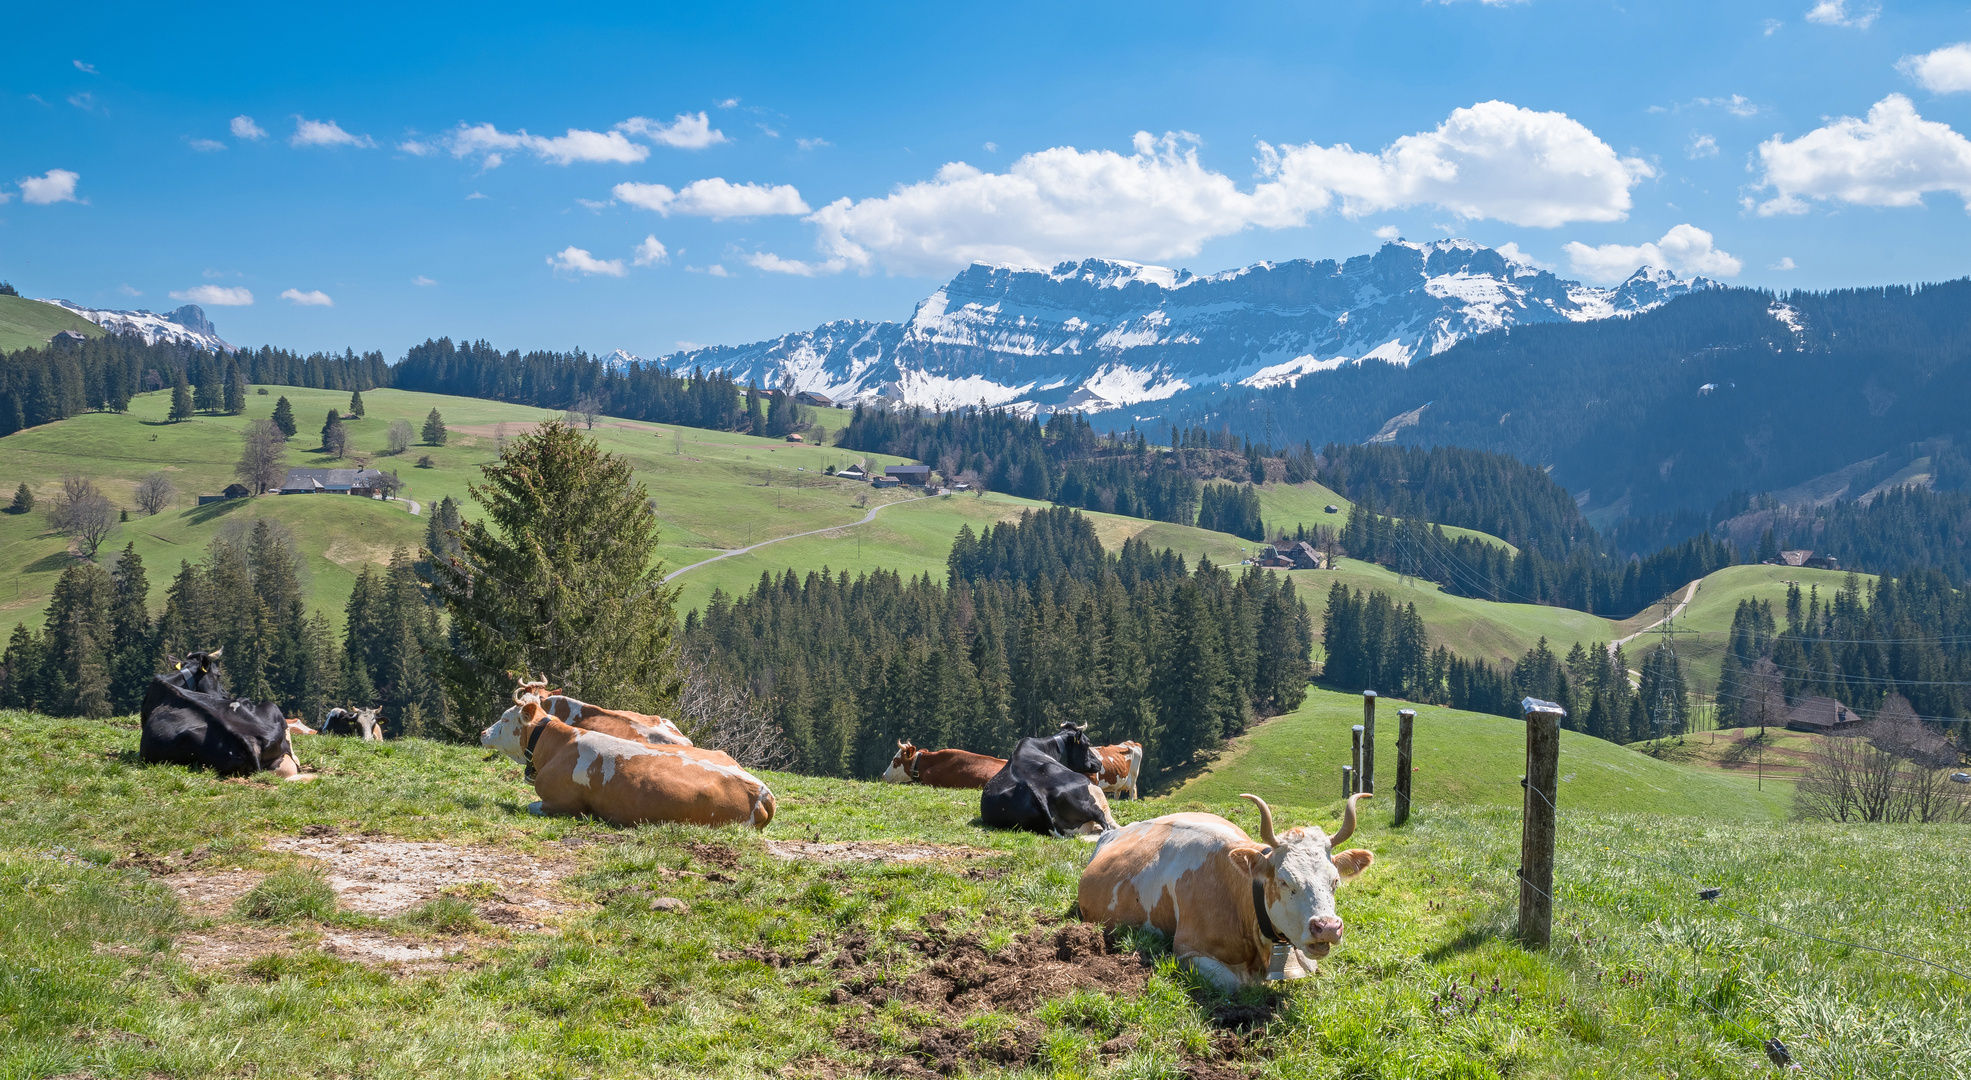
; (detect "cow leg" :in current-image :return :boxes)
[525,800,548,816]
[1178,952,1247,993]
[272,754,316,782]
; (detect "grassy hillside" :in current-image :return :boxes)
[1252,478,1518,553]
[0,294,106,353]
[1609,563,1863,691]
[2,708,1962,1078]
[1177,687,1792,821]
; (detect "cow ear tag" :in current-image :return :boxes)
[1265,944,1291,981]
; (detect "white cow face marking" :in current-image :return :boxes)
[481,709,529,761]
[1263,829,1351,955]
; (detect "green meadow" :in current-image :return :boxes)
[0,295,106,354]
[1,705,1963,1079]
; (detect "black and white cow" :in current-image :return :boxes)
[321,706,384,741]
[139,651,307,780]
[980,723,1119,837]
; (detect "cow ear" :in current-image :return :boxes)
[1331,849,1374,880]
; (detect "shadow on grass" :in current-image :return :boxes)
[182,499,253,527]
[1422,923,1503,964]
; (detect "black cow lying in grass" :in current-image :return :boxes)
[321,706,384,740]
[138,650,310,781]
[980,722,1119,837]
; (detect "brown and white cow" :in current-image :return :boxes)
[1089,741,1144,800]
[881,741,1007,789]
[1076,792,1373,991]
[505,680,691,747]
[480,703,776,830]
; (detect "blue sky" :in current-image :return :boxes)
[4,1,1970,358]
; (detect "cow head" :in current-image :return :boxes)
[1237,792,1374,961]
[481,702,545,763]
[165,649,226,694]
[350,706,383,741]
[883,741,919,784]
[1050,723,1103,775]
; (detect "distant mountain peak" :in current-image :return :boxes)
[37,299,233,351]
[662,239,1717,414]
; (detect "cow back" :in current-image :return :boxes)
[915,749,1006,789]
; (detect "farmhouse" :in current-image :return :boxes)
[197,483,253,505]
[1777,549,1841,571]
[794,391,835,407]
[1260,538,1326,570]
[837,465,867,482]
[884,465,932,486]
[278,467,390,496]
[1785,696,1864,734]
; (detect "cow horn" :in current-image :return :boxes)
[1239,793,1279,848]
[1329,792,1372,846]
[207,647,222,660]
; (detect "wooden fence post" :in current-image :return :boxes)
[1394,708,1416,826]
[1362,691,1377,793]
[1519,697,1565,948]
[1341,765,1354,800]
[1350,724,1364,796]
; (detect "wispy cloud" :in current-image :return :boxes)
[280,288,333,307]
[413,275,438,286]
[547,246,627,277]
[1687,133,1719,158]
[438,112,728,168]
[618,113,728,148]
[169,285,254,306]
[231,115,267,140]
[742,251,846,276]
[613,178,810,218]
[291,117,375,148]
[189,138,227,152]
[1771,256,1798,270]
[18,169,81,205]
[117,284,142,296]
[634,236,670,266]
[67,92,103,113]
[1805,0,1877,29]
[73,60,97,74]
[796,137,831,151]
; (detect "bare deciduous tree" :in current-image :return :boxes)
[235,419,289,494]
[670,649,793,770]
[134,471,176,516]
[386,418,415,455]
[50,477,117,559]
[573,395,602,431]
[1795,700,1970,824]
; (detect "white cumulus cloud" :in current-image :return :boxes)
[1899,43,1971,94]
[169,285,254,306]
[619,112,727,149]
[1806,0,1877,28]
[231,115,267,140]
[633,235,670,266]
[1688,134,1719,158]
[613,178,810,218]
[19,169,81,205]
[280,288,333,307]
[743,251,847,276]
[1771,256,1798,270]
[446,123,647,165]
[547,246,627,277]
[1495,241,1554,270]
[292,117,375,148]
[1753,94,1971,215]
[806,102,1650,275]
[1562,224,1742,283]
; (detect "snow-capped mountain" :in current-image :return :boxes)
[661,240,1716,414]
[37,299,235,352]
[602,349,643,371]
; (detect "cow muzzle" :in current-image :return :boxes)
[1306,915,1344,955]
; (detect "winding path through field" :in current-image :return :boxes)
[661,494,931,583]
[1612,578,1702,651]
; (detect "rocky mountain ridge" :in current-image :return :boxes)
[37,299,234,352]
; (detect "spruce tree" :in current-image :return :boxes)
[192,358,222,413]
[223,358,247,414]
[107,544,154,715]
[348,389,365,419]
[433,419,681,731]
[421,408,447,446]
[43,562,116,717]
[168,368,195,422]
[322,409,347,457]
[10,482,33,514]
[270,395,297,439]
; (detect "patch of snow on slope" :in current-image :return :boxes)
[41,299,233,351]
[1359,340,1415,367]
[1768,301,1804,335]
[889,369,1033,410]
[1060,364,1190,410]
[1240,354,1349,389]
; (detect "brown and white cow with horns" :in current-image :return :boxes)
[481,702,776,830]
[1076,792,1373,991]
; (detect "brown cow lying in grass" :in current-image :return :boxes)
[881,741,1007,789]
[481,702,776,829]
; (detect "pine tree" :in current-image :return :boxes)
[433,419,682,732]
[421,408,447,446]
[192,358,222,413]
[42,562,116,717]
[223,358,247,414]
[10,483,32,514]
[0,624,47,710]
[107,544,154,714]
[270,395,297,439]
[423,495,462,570]
[168,368,195,422]
[322,409,347,458]
[348,389,365,418]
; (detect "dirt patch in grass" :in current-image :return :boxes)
[175,924,470,972]
[159,868,265,916]
[764,840,994,863]
[265,829,571,917]
[830,923,1155,1076]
